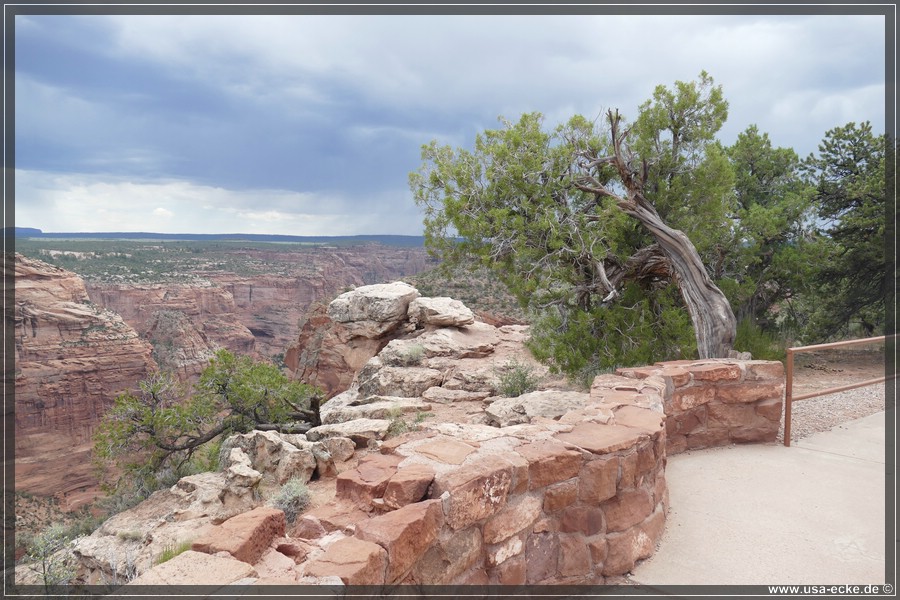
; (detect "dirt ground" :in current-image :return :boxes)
[790,345,887,395]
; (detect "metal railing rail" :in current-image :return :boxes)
[784,335,892,447]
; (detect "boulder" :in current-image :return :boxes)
[327,282,420,338]
[407,296,475,327]
[218,430,320,485]
[305,419,392,448]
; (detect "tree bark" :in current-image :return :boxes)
[617,197,736,358]
[605,109,737,358]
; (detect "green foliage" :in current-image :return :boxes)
[732,319,786,361]
[155,540,193,565]
[801,121,887,340]
[411,72,735,379]
[269,477,311,524]
[720,125,818,325]
[385,409,433,438]
[495,358,541,397]
[22,523,77,590]
[527,283,696,386]
[93,350,323,502]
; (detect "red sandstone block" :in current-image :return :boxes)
[669,385,715,412]
[554,422,645,455]
[601,488,653,533]
[483,494,543,544]
[613,405,665,435]
[485,533,526,567]
[524,532,559,584]
[666,434,687,455]
[688,363,742,382]
[191,506,286,565]
[544,480,578,512]
[460,568,489,584]
[303,536,387,585]
[578,457,617,504]
[744,360,784,381]
[614,366,657,379]
[355,499,444,583]
[514,440,582,490]
[657,366,692,388]
[335,453,402,506]
[560,505,605,535]
[587,535,608,565]
[492,553,526,585]
[431,454,514,530]
[601,527,642,576]
[411,526,482,584]
[668,407,707,435]
[383,463,435,509]
[618,450,639,490]
[706,402,758,429]
[685,428,730,450]
[302,500,370,534]
[755,397,784,422]
[558,533,591,577]
[730,425,779,444]
[716,382,784,404]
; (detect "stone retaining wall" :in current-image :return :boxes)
[617,359,784,454]
[123,359,783,587]
[296,375,669,585]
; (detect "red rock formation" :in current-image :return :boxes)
[85,245,433,366]
[85,283,255,379]
[283,301,388,398]
[13,254,157,509]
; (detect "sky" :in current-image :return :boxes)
[12,9,888,236]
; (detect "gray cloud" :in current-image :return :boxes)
[14,12,886,235]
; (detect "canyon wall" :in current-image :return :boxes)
[85,245,433,370]
[13,255,157,509]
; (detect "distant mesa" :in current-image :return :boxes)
[9,227,425,246]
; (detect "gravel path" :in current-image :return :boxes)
[778,382,887,443]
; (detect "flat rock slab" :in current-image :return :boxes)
[555,422,646,455]
[303,536,388,585]
[128,550,257,586]
[408,296,475,327]
[415,438,479,465]
[191,506,286,565]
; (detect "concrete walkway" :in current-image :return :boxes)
[629,412,889,586]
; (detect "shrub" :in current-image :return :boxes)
[400,344,425,366]
[270,477,311,524]
[496,358,541,397]
[733,318,787,361]
[155,540,193,565]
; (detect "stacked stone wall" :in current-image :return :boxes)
[119,358,784,587]
[617,359,784,454]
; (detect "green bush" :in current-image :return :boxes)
[270,478,311,524]
[496,358,541,397]
[155,540,193,565]
[733,318,787,361]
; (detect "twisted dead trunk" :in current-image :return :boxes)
[606,109,736,358]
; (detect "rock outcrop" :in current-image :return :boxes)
[13,254,158,509]
[85,283,255,379]
[51,283,786,588]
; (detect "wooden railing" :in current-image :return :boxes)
[784,335,891,447]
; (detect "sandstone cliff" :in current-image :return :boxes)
[84,245,433,368]
[13,254,158,509]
